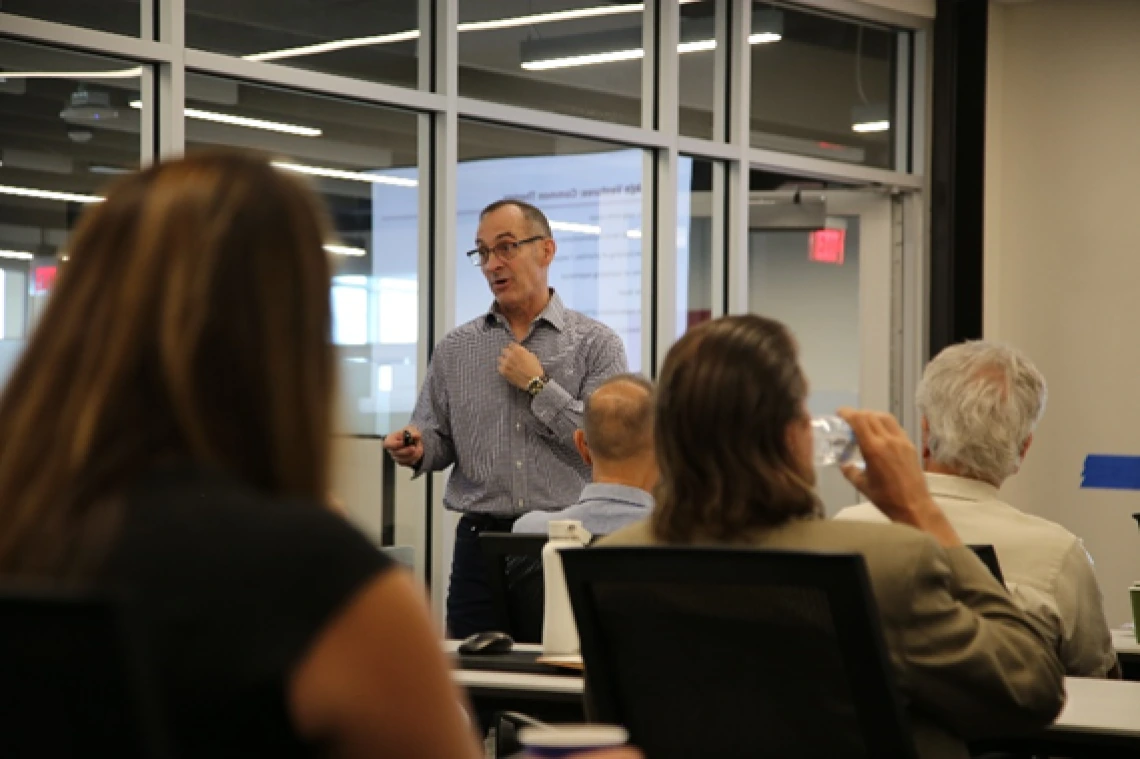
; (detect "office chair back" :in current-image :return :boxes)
[479,532,547,643]
[0,588,169,758]
[562,547,919,759]
[967,544,1005,585]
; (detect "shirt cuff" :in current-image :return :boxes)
[530,379,573,427]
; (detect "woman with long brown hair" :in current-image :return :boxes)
[0,150,483,758]
[600,314,1065,759]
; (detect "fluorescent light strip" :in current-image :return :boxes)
[0,184,103,204]
[626,229,642,239]
[128,101,321,137]
[243,2,674,63]
[524,33,780,71]
[677,39,718,54]
[852,120,891,133]
[245,30,421,63]
[550,220,602,235]
[324,244,367,257]
[0,66,142,79]
[0,250,34,261]
[272,161,418,187]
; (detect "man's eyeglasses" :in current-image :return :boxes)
[465,236,545,267]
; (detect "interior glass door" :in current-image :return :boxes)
[748,184,895,514]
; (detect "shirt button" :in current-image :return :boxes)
[516,461,522,469]
[518,499,524,508]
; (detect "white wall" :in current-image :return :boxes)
[985,0,1140,625]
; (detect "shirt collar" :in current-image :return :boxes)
[579,482,655,510]
[484,289,566,333]
[924,472,1001,503]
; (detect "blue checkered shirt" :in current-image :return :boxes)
[411,292,628,516]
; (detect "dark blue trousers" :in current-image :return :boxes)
[446,513,516,639]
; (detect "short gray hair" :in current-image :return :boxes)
[916,341,1047,484]
[584,374,655,461]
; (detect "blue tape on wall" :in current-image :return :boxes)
[1080,455,1140,490]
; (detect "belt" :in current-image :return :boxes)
[459,513,518,530]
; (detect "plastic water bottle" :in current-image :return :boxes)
[812,415,864,468]
[542,520,593,656]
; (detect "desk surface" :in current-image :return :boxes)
[448,654,1140,740]
[1052,677,1140,738]
[1112,628,1140,656]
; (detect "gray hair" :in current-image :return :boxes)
[584,373,655,461]
[916,341,1047,484]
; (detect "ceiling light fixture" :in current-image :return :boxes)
[128,101,322,137]
[522,10,782,71]
[271,161,418,187]
[324,244,367,257]
[0,249,34,261]
[241,2,701,63]
[851,103,891,133]
[0,184,103,204]
[0,66,142,79]
[549,220,602,235]
[625,229,642,239]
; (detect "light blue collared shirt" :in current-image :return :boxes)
[512,482,654,536]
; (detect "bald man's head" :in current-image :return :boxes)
[584,374,655,463]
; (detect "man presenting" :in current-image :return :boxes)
[384,199,628,637]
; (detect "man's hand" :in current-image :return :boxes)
[837,408,962,548]
[383,425,424,469]
[498,343,545,391]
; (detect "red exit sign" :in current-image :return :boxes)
[809,228,846,265]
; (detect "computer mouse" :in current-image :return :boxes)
[458,630,514,655]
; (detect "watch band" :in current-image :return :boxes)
[526,374,550,397]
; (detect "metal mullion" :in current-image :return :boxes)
[894,30,912,173]
[712,0,729,142]
[155,0,185,159]
[640,0,659,130]
[184,49,448,114]
[652,0,681,373]
[677,136,739,162]
[709,159,727,318]
[426,0,459,628]
[725,0,752,315]
[0,13,176,62]
[456,97,669,150]
[747,147,924,190]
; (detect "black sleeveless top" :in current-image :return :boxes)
[99,464,393,758]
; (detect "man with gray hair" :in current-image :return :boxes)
[515,374,657,535]
[837,340,1117,678]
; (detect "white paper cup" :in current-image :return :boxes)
[518,725,629,758]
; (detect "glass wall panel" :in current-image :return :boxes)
[185,1,422,89]
[676,156,719,335]
[458,1,643,127]
[184,73,421,436]
[1,0,143,37]
[749,2,899,169]
[456,120,645,371]
[679,0,723,140]
[0,39,143,385]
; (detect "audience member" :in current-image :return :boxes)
[0,151,475,759]
[600,315,1065,758]
[836,340,1117,678]
[384,198,628,637]
[515,373,656,535]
